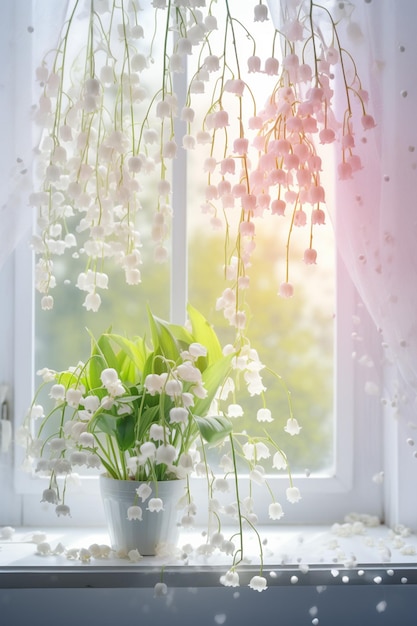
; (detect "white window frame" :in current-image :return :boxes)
[2,0,390,530]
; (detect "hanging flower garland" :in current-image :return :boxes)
[30,0,375,327]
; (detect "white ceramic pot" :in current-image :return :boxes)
[99,475,186,556]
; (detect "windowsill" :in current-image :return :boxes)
[1,524,416,589]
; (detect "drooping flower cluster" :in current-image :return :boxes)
[30,0,374,323]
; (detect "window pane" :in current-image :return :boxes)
[188,220,335,475]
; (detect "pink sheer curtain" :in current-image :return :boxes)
[334,1,417,416]
[333,0,417,527]
[267,0,417,524]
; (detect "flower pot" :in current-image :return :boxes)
[99,475,186,556]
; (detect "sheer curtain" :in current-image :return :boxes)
[0,0,69,272]
[333,0,417,528]
[335,1,417,396]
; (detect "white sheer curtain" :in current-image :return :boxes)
[0,0,69,271]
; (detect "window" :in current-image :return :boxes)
[4,0,386,530]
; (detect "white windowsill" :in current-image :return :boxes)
[1,524,416,589]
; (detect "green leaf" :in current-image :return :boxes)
[115,413,136,451]
[89,412,136,451]
[187,303,223,366]
[85,330,115,391]
[90,412,118,438]
[134,404,161,441]
[105,334,149,376]
[147,307,181,363]
[169,325,194,344]
[97,333,119,371]
[194,414,232,445]
[193,354,233,417]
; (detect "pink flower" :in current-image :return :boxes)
[204,157,217,173]
[302,116,318,133]
[311,208,326,225]
[269,138,291,156]
[304,248,317,264]
[361,114,376,130]
[233,137,249,155]
[218,180,231,195]
[248,115,263,130]
[298,171,313,192]
[220,158,235,175]
[309,185,325,203]
[338,162,353,180]
[213,110,229,128]
[286,116,303,133]
[294,209,307,226]
[271,199,286,216]
[284,153,300,170]
[268,169,286,185]
[264,57,279,75]
[205,184,218,200]
[239,221,255,237]
[232,183,247,198]
[279,282,294,298]
[298,63,312,82]
[319,128,336,144]
[241,194,257,212]
[342,133,355,148]
[308,86,324,104]
[248,55,261,73]
[224,79,245,96]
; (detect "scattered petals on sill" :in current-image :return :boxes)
[128,549,143,563]
[154,582,168,596]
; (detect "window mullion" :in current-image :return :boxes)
[170,51,188,325]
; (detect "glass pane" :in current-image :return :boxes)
[185,0,335,475]
[34,3,171,371]
[188,220,335,475]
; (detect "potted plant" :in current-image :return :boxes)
[23,303,300,584]
[23,304,239,554]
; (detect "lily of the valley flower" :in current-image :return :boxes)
[127,506,143,521]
